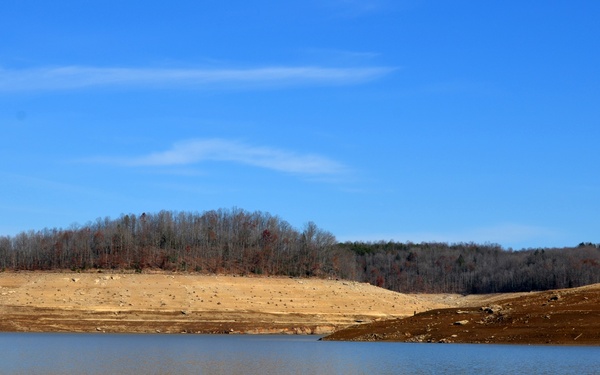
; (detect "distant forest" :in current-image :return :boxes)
[1,208,599,294]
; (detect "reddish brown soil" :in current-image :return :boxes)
[324,283,600,345]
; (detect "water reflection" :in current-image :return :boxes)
[1,333,599,375]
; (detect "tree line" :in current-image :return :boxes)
[0,209,347,278]
[343,241,600,294]
[0,208,599,294]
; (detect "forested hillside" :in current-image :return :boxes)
[341,241,600,294]
[1,208,599,294]
[0,209,341,278]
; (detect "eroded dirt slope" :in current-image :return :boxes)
[0,272,454,334]
[324,284,600,345]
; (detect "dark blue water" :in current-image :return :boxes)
[1,333,599,374]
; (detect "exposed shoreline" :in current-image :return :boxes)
[3,271,598,345]
[323,283,600,345]
[0,271,455,335]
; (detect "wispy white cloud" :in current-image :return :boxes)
[94,138,347,177]
[0,65,394,92]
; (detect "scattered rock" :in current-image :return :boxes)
[481,305,502,314]
[454,320,469,326]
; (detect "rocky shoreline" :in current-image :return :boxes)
[323,283,600,345]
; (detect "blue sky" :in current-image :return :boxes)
[1,1,599,249]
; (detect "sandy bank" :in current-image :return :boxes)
[0,271,460,334]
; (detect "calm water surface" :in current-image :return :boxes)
[1,333,599,374]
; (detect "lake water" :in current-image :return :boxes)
[1,333,599,374]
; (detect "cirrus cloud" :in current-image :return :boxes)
[0,65,395,92]
[92,138,347,177]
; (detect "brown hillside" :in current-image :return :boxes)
[324,283,600,345]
